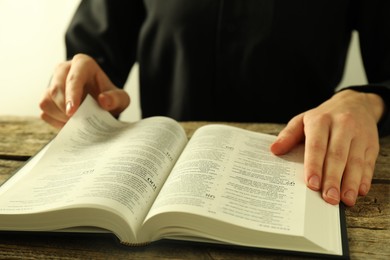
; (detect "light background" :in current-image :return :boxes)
[0,0,367,122]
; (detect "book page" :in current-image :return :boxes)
[0,96,187,235]
[144,124,306,235]
[143,124,342,254]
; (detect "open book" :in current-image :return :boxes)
[0,95,348,258]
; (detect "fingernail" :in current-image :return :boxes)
[326,188,340,201]
[66,101,73,116]
[344,190,356,204]
[360,184,368,195]
[101,94,113,109]
[308,175,320,190]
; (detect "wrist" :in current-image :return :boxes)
[365,92,386,123]
[338,85,390,126]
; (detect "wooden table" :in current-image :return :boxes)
[0,116,389,260]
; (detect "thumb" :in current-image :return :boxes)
[270,114,305,155]
[98,89,131,116]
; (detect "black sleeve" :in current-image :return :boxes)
[343,1,390,136]
[65,0,146,88]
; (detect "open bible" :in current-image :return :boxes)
[0,95,348,258]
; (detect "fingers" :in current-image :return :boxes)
[270,114,305,155]
[65,54,130,117]
[340,138,378,206]
[40,93,68,123]
[337,139,364,206]
[39,57,84,126]
[40,54,131,128]
[332,138,377,207]
[39,62,71,128]
[319,116,352,205]
[303,115,331,193]
[40,112,66,129]
[64,54,95,117]
[274,105,379,207]
[304,114,359,205]
[304,113,378,206]
[359,145,377,196]
[49,61,71,113]
[98,90,131,115]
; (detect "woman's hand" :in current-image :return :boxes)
[270,89,385,206]
[40,54,130,128]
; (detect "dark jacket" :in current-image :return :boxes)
[66,0,390,136]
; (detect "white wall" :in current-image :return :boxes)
[338,31,367,89]
[0,0,366,122]
[0,0,78,116]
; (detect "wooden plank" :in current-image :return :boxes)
[1,118,388,181]
[376,138,390,181]
[347,228,390,259]
[348,184,390,229]
[0,232,319,260]
[0,159,25,185]
[0,117,389,259]
[0,116,58,158]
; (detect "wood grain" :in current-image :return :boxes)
[0,117,389,260]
